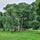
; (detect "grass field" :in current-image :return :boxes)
[0,30,40,40]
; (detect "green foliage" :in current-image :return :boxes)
[36,0,40,4]
[0,1,40,31]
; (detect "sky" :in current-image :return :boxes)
[0,0,35,12]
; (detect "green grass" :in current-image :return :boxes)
[0,30,40,40]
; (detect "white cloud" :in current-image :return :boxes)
[0,0,35,12]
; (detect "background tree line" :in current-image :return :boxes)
[0,0,40,31]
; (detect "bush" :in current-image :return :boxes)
[32,21,39,30]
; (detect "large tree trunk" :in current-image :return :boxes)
[18,19,21,31]
[3,28,5,31]
[18,18,23,31]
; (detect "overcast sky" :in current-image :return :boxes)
[0,0,35,12]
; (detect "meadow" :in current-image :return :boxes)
[0,30,40,40]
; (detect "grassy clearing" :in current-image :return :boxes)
[0,30,40,40]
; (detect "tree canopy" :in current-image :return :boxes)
[0,1,40,31]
